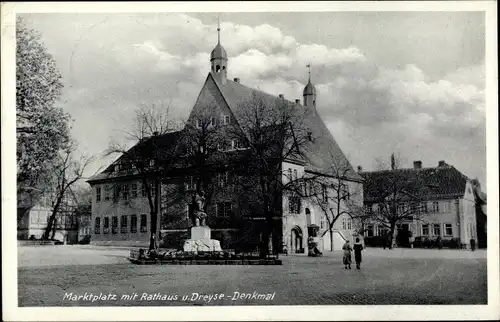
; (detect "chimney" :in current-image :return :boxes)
[438,160,446,167]
[233,78,240,83]
[413,161,422,169]
[295,99,300,104]
[278,94,284,99]
[357,165,363,173]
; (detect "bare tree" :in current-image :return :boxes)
[307,157,364,251]
[362,153,427,249]
[180,104,228,226]
[107,102,179,251]
[230,93,312,257]
[42,142,94,240]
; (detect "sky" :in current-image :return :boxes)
[20,11,487,187]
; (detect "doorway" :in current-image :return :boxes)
[291,226,304,254]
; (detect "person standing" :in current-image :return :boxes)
[353,237,364,269]
[342,240,352,269]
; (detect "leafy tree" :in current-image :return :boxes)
[16,17,71,213]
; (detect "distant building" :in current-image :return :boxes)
[361,160,479,249]
[86,23,363,252]
[17,189,83,244]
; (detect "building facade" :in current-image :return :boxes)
[17,190,83,244]
[361,160,480,249]
[87,25,363,252]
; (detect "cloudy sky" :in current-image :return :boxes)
[20,11,486,186]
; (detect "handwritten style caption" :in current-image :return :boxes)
[63,291,276,303]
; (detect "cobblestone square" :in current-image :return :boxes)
[18,246,487,306]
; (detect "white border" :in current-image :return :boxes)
[2,1,498,321]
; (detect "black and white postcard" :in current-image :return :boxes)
[2,1,498,321]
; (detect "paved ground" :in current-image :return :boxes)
[18,245,487,306]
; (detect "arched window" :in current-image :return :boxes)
[216,65,221,73]
[222,66,226,70]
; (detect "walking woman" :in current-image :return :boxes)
[353,237,364,269]
[342,240,352,269]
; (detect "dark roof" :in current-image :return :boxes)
[361,165,469,203]
[215,76,362,181]
[87,131,182,182]
[89,74,363,183]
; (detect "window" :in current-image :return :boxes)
[340,184,350,200]
[185,176,195,191]
[444,224,453,237]
[218,172,231,188]
[131,183,138,198]
[230,140,237,150]
[433,224,441,236]
[103,217,110,234]
[113,185,120,201]
[322,185,328,202]
[111,216,118,234]
[378,204,384,214]
[211,117,216,127]
[364,205,372,215]
[96,187,101,202]
[431,201,439,213]
[223,115,231,125]
[140,214,147,233]
[288,168,292,181]
[366,225,374,237]
[320,216,325,229]
[422,224,429,236]
[216,202,233,218]
[130,215,137,233]
[104,185,110,201]
[195,119,201,129]
[442,201,450,213]
[342,217,352,231]
[121,215,128,233]
[293,169,298,181]
[122,184,129,200]
[94,217,101,234]
[307,131,313,141]
[377,225,386,237]
[421,202,428,213]
[289,196,301,214]
[141,183,147,197]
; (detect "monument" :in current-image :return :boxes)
[182,191,222,252]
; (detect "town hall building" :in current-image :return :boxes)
[87,24,364,253]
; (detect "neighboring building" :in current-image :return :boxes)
[361,160,479,249]
[17,189,81,244]
[86,24,363,252]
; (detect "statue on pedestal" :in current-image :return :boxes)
[192,191,207,227]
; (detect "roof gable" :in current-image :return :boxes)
[216,78,362,181]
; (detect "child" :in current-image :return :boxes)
[342,240,352,269]
[353,237,364,269]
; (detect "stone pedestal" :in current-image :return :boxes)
[183,226,222,252]
[190,226,211,240]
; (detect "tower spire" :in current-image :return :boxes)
[217,15,221,44]
[306,63,311,82]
